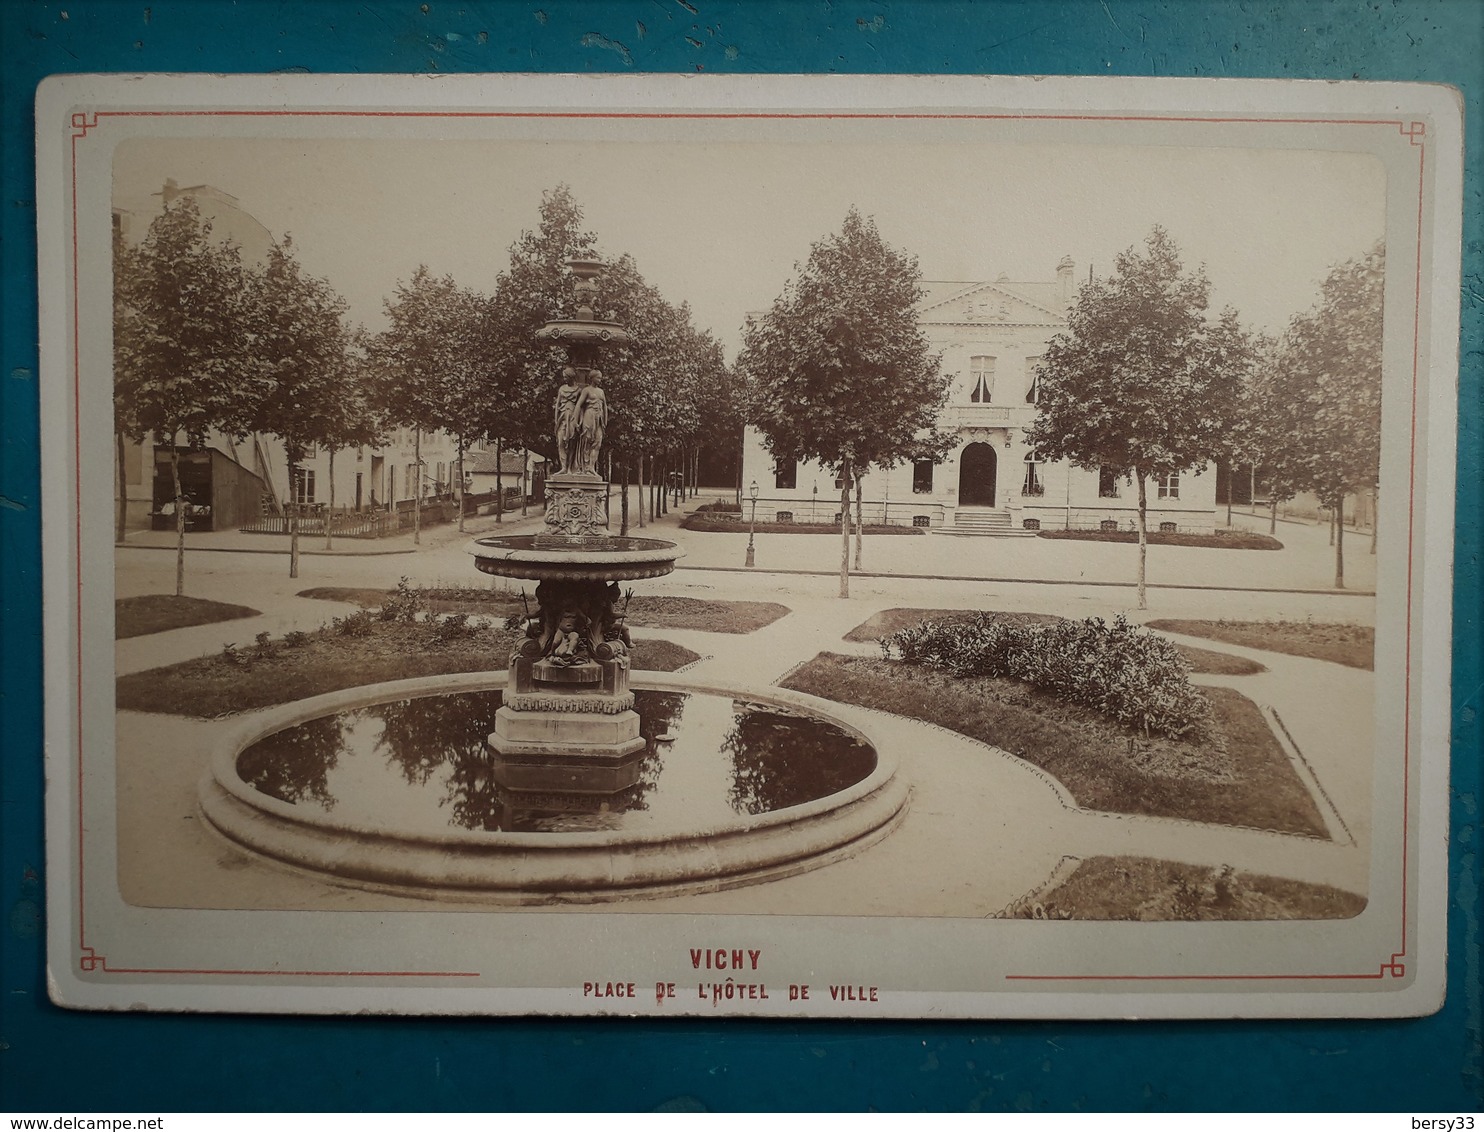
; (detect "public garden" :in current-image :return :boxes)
[111,493,1376,921]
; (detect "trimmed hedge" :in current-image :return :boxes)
[882,612,1211,740]
[681,513,925,535]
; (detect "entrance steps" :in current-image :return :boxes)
[936,507,1037,538]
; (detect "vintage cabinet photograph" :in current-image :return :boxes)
[36,73,1461,1018]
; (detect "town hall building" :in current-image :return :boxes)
[740,257,1218,535]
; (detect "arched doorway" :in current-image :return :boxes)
[958,442,998,506]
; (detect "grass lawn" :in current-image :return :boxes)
[844,608,1266,675]
[1037,529,1283,550]
[1004,856,1365,920]
[1146,618,1374,670]
[115,594,261,639]
[781,653,1326,837]
[117,619,701,718]
[297,587,789,634]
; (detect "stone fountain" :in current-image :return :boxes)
[197,255,908,902]
[469,256,682,775]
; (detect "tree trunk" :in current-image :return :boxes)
[495,438,503,525]
[838,459,852,599]
[1135,471,1149,611]
[520,452,528,517]
[636,454,646,528]
[1335,493,1346,589]
[456,437,467,533]
[1329,507,1335,546]
[1271,497,1278,535]
[853,473,864,571]
[1371,486,1378,555]
[288,447,303,580]
[412,430,422,545]
[169,435,185,597]
[325,447,336,551]
[620,462,630,536]
[116,433,128,544]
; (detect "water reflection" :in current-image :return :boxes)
[236,690,877,837]
[236,714,348,810]
[724,705,877,816]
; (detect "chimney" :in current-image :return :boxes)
[1056,255,1075,307]
[161,178,180,203]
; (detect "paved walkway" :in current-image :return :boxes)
[112,548,1376,915]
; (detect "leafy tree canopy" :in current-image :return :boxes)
[246,237,353,463]
[114,197,260,445]
[1025,226,1253,480]
[739,207,951,478]
[1261,242,1385,506]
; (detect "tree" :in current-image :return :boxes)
[245,238,352,577]
[417,283,488,533]
[371,266,468,544]
[480,186,599,472]
[319,331,384,550]
[1025,227,1255,609]
[1261,242,1384,588]
[114,197,259,596]
[739,208,950,597]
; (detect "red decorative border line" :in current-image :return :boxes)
[73,109,1427,986]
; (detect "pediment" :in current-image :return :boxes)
[919,282,1063,325]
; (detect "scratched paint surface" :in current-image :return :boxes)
[1,0,1479,1113]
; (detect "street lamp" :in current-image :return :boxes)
[745,479,759,568]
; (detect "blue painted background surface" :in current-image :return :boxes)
[1,0,1479,1112]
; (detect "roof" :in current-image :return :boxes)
[917,279,1066,318]
[468,449,531,475]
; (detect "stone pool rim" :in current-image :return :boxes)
[198,671,909,899]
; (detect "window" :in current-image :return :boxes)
[435,461,446,492]
[1022,453,1044,497]
[406,464,418,498]
[302,442,318,459]
[1025,356,1044,403]
[291,468,316,506]
[1022,518,1041,530]
[1157,472,1180,499]
[1159,521,1178,533]
[968,356,996,403]
[775,511,794,523]
[774,458,797,490]
[912,515,931,528]
[1098,467,1122,498]
[912,459,934,494]
[1100,519,1119,532]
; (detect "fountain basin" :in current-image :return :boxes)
[470,534,682,582]
[197,671,909,903]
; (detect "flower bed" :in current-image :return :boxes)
[882,612,1211,740]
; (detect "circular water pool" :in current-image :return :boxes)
[235,689,878,837]
[200,674,908,901]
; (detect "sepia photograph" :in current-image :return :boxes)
[37,73,1460,1018]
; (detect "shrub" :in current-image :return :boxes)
[220,642,246,667]
[882,612,1211,740]
[430,611,475,643]
[333,609,376,637]
[696,497,742,514]
[284,630,309,649]
[253,630,276,660]
[379,576,425,623]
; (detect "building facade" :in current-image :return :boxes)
[113,181,516,534]
[741,258,1218,535]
